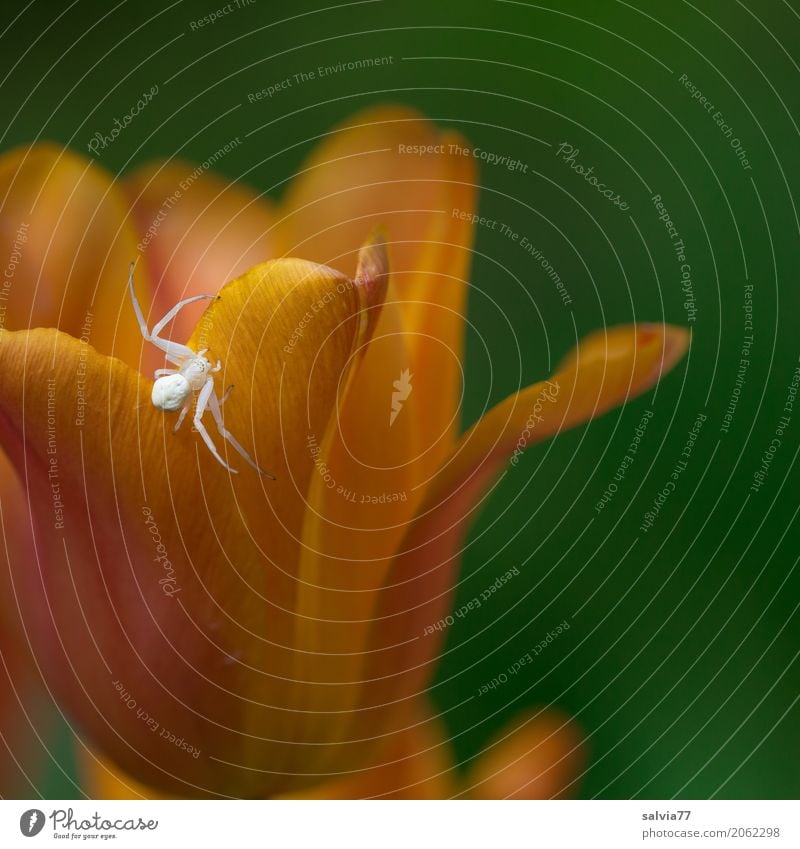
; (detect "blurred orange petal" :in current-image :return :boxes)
[0,141,159,796]
[0,143,150,368]
[286,108,476,762]
[79,749,167,800]
[80,702,586,800]
[124,161,279,341]
[282,700,455,800]
[463,710,586,799]
[83,697,455,800]
[278,103,476,475]
[360,325,689,727]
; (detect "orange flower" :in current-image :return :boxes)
[0,105,688,798]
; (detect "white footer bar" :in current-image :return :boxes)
[1,800,796,848]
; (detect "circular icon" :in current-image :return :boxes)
[19,809,45,837]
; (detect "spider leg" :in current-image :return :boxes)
[161,341,195,365]
[154,368,178,378]
[152,295,216,338]
[193,378,238,473]
[128,263,195,362]
[173,398,192,433]
[219,384,234,405]
[208,390,275,479]
[128,261,151,340]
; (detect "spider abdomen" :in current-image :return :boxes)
[152,373,191,412]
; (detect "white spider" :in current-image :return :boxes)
[128,263,274,478]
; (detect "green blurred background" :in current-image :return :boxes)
[3,0,799,798]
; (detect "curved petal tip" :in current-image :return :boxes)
[354,227,390,344]
[644,322,691,376]
[465,710,587,799]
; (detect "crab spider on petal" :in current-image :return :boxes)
[128,262,275,478]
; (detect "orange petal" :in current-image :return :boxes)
[80,697,454,800]
[360,325,689,727]
[79,749,168,800]
[278,102,475,466]
[0,143,151,368]
[463,710,586,799]
[0,428,51,797]
[124,161,279,341]
[0,146,154,790]
[0,256,380,798]
[79,705,583,801]
[285,109,476,761]
[277,104,471,274]
[0,641,44,797]
[0,597,44,797]
[280,699,456,800]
